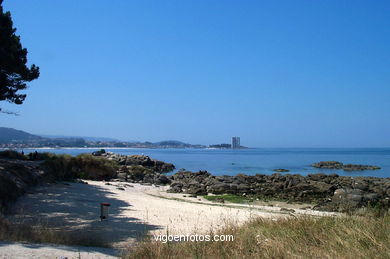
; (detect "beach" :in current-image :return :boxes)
[1,180,336,258]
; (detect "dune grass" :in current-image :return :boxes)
[125,211,390,259]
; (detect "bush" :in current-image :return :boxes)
[41,153,118,181]
[0,150,27,160]
[41,153,77,180]
[74,154,118,180]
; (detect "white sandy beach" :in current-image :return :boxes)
[1,180,337,258]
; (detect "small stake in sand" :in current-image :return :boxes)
[100,203,110,220]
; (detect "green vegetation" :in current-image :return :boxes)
[42,153,118,180]
[203,194,253,204]
[0,150,118,180]
[0,150,27,160]
[126,212,390,259]
[0,0,39,112]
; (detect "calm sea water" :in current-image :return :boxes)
[20,148,390,178]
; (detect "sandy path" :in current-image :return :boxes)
[0,241,117,259]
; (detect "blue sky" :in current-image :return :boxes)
[1,0,389,147]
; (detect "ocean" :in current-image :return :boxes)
[19,147,390,178]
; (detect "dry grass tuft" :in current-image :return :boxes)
[125,212,390,259]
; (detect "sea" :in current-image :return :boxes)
[18,148,390,178]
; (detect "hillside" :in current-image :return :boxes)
[0,127,42,144]
[0,127,206,148]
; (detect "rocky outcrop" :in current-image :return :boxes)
[115,165,171,185]
[312,161,381,171]
[92,151,175,173]
[167,170,390,212]
[273,169,290,172]
[91,151,174,185]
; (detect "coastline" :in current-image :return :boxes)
[1,147,388,178]
[1,151,389,258]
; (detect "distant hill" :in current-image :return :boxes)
[155,140,187,146]
[0,127,42,144]
[0,127,206,148]
[41,135,119,142]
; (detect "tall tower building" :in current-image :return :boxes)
[232,137,240,149]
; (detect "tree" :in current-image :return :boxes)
[0,0,39,113]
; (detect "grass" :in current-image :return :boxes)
[203,194,252,204]
[125,211,390,259]
[0,217,109,248]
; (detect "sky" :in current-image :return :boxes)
[1,0,390,147]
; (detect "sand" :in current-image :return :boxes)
[0,241,117,259]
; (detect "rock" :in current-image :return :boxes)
[307,173,327,181]
[207,183,231,194]
[280,208,295,213]
[237,184,250,193]
[312,161,343,169]
[155,175,171,185]
[363,193,379,202]
[97,152,175,185]
[215,198,225,203]
[273,169,290,172]
[165,168,390,212]
[92,149,106,156]
[167,182,183,193]
[312,161,380,171]
[331,188,364,211]
[342,164,381,171]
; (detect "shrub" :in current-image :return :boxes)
[74,154,118,180]
[41,153,118,181]
[0,150,27,160]
[41,153,77,180]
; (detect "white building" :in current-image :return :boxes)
[232,137,240,149]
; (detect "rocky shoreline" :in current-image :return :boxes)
[1,150,389,214]
[166,170,390,212]
[93,152,388,212]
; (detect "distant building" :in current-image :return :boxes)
[232,137,240,149]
